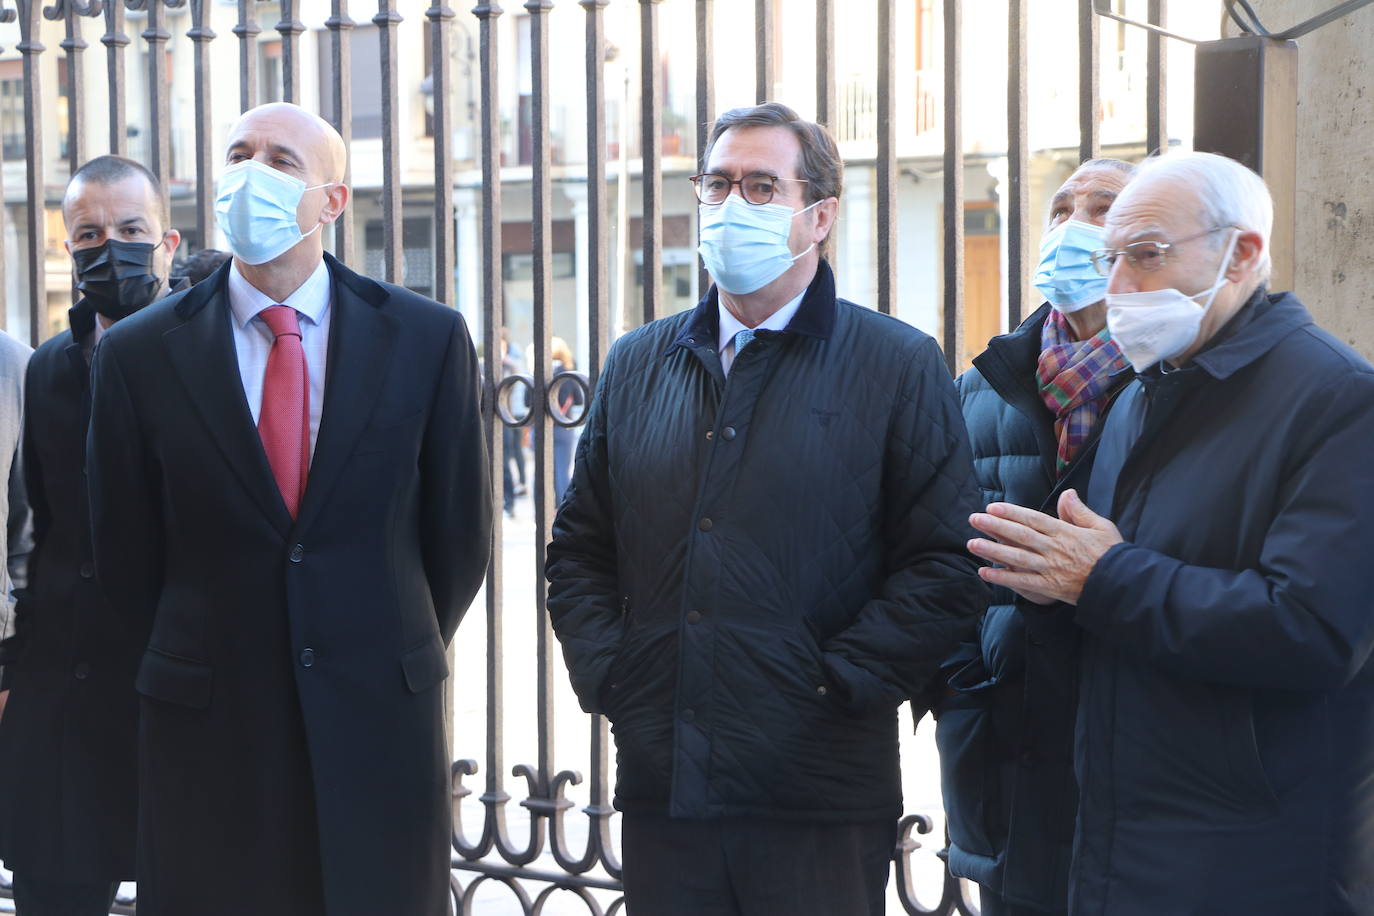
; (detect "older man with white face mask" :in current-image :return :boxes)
[967,151,1374,913]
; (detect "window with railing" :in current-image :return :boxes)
[0,65,23,162]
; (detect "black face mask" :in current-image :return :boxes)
[72,237,166,321]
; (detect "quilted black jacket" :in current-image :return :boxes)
[546,261,987,821]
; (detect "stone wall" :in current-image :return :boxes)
[1233,3,1374,357]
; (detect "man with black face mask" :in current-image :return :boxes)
[0,154,182,915]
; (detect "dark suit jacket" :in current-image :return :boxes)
[86,255,491,916]
[0,300,141,882]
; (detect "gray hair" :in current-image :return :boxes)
[1077,157,1138,177]
[1132,150,1273,282]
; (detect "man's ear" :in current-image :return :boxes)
[163,229,182,262]
[1228,229,1265,282]
[811,197,839,246]
[319,184,350,225]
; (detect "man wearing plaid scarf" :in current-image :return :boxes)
[932,160,1136,916]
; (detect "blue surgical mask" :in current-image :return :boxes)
[1033,219,1108,313]
[215,159,334,266]
[698,194,820,295]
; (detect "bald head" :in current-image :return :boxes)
[225,103,347,185]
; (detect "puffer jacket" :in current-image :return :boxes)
[546,261,987,821]
[936,304,1130,910]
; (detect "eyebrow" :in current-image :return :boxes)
[228,141,307,164]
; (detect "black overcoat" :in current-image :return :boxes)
[936,303,1130,910]
[86,255,491,916]
[0,300,147,882]
[546,261,987,822]
[1071,290,1374,914]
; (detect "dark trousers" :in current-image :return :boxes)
[621,813,895,916]
[977,888,1064,916]
[11,872,120,916]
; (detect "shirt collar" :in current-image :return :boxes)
[228,257,332,329]
[716,288,806,356]
[669,260,839,357]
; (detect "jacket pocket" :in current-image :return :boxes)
[135,647,214,709]
[401,633,450,694]
[935,687,1000,859]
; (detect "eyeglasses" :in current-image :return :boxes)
[1090,226,1234,276]
[688,172,809,206]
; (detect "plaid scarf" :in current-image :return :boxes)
[1035,310,1128,474]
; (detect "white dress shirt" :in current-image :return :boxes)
[717,289,806,376]
[227,258,331,461]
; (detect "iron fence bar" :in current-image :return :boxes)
[876,0,895,316]
[428,0,456,306]
[374,0,403,283]
[1006,0,1027,331]
[584,0,610,379]
[1146,0,1167,156]
[754,0,772,103]
[638,0,663,326]
[1078,0,1100,162]
[50,1,90,175]
[462,0,530,870]
[815,0,834,130]
[524,0,556,820]
[942,0,963,374]
[276,0,304,104]
[189,0,215,249]
[11,0,45,346]
[325,0,355,263]
[234,0,260,112]
[0,26,8,333]
[100,0,127,155]
[134,0,172,218]
[693,0,712,298]
[575,0,618,879]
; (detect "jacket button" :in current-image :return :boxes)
[79,562,94,580]
[722,426,737,440]
[686,610,702,624]
[73,662,90,680]
[697,518,713,532]
[816,684,828,696]
[682,708,695,723]
[289,544,304,563]
[300,648,315,668]
[705,430,714,441]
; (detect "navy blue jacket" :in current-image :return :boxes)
[546,262,987,821]
[1073,289,1374,914]
[937,304,1130,910]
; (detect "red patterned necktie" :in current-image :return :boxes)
[257,305,309,519]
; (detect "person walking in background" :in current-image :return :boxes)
[85,103,490,916]
[0,154,183,915]
[546,102,986,916]
[933,157,1136,916]
[501,329,528,517]
[550,335,582,504]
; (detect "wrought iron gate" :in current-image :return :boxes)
[0,1,1182,913]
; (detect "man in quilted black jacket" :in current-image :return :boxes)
[546,102,987,916]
